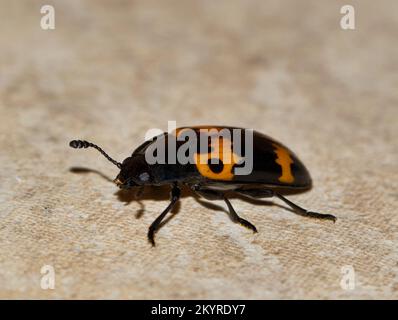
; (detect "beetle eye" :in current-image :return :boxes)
[139,172,150,182]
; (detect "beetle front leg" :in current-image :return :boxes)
[147,183,181,246]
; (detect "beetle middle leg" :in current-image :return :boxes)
[223,196,258,232]
[194,187,257,233]
[147,183,181,246]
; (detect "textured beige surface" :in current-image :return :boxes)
[0,0,397,299]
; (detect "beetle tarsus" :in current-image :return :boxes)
[305,211,337,223]
[223,196,258,233]
[148,227,156,247]
[238,218,258,233]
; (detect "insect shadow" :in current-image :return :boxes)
[69,166,306,224]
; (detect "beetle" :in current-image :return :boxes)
[69,126,336,246]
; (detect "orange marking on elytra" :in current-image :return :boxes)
[195,136,240,181]
[272,143,294,183]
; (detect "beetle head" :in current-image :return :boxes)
[114,155,153,189]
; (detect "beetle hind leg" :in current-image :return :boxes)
[236,188,336,223]
[275,193,336,223]
[235,188,274,199]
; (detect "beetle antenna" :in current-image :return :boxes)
[69,140,122,169]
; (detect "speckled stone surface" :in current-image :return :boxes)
[0,0,397,299]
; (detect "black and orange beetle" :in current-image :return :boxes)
[69,126,336,246]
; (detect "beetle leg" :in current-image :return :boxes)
[193,188,224,200]
[236,188,336,222]
[147,183,181,246]
[274,192,337,223]
[193,187,257,233]
[235,188,274,199]
[223,196,258,233]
